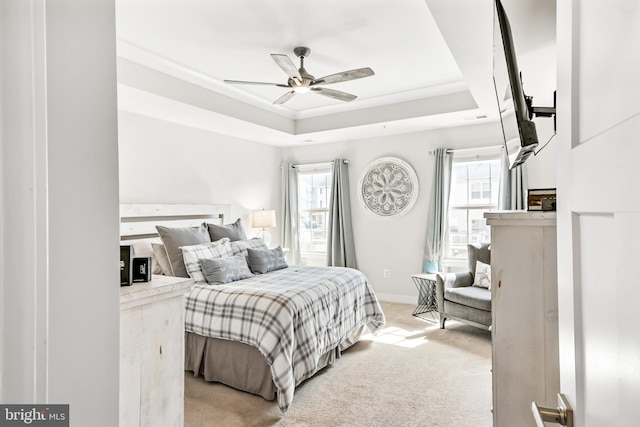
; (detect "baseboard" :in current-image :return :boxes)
[375,292,417,305]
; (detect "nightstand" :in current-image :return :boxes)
[120,275,194,427]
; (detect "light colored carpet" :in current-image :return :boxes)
[184,301,492,427]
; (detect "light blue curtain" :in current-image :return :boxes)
[327,159,357,268]
[498,148,528,210]
[423,148,453,272]
[281,163,301,265]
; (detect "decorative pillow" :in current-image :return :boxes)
[156,224,211,277]
[180,238,233,283]
[206,218,247,242]
[151,242,173,276]
[199,254,253,285]
[473,260,492,290]
[230,238,269,258]
[247,246,288,274]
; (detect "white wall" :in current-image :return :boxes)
[1,1,120,425]
[520,41,558,189]
[118,111,283,244]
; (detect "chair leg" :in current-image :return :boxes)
[439,315,446,329]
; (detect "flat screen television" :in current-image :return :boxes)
[492,0,538,170]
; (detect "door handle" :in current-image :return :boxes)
[532,393,573,427]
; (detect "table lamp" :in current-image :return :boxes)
[252,209,276,246]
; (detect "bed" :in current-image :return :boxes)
[120,204,386,413]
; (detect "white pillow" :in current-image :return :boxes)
[473,260,492,290]
[151,242,173,276]
[180,238,232,283]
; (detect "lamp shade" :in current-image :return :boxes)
[252,209,276,229]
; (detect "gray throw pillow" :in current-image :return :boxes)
[206,218,247,242]
[180,239,233,283]
[247,246,288,274]
[155,224,211,277]
[199,254,253,285]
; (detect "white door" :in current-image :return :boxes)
[556,1,640,425]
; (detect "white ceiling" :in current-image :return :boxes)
[115,0,555,146]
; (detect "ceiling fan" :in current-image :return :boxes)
[224,46,375,105]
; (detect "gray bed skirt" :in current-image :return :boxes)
[184,325,366,401]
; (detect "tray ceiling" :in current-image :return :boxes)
[115,0,555,146]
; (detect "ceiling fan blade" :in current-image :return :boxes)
[224,79,289,87]
[270,54,302,81]
[273,90,296,105]
[311,87,357,102]
[312,67,375,85]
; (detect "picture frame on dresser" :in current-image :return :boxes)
[120,245,133,286]
[527,188,557,211]
[132,257,153,282]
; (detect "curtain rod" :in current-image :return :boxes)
[289,159,349,168]
[429,145,502,155]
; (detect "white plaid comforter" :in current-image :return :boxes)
[184,266,386,412]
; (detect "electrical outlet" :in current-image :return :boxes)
[383,269,390,278]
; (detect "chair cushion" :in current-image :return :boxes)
[444,286,491,312]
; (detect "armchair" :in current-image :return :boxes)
[435,243,491,330]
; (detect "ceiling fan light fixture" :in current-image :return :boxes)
[293,86,311,95]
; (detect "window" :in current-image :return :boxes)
[297,164,332,264]
[446,155,501,260]
[470,182,491,200]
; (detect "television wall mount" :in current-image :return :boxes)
[524,85,557,131]
[524,87,557,155]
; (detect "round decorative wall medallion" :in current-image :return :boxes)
[358,157,419,218]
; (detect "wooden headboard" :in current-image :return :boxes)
[119,203,231,241]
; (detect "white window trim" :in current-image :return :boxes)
[443,147,502,269]
[450,145,502,162]
[297,163,333,260]
[296,162,333,173]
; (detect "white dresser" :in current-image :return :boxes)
[120,275,194,427]
[484,211,560,427]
